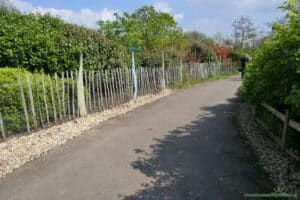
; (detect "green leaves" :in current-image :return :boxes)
[98,5,185,67]
[0,6,127,73]
[241,0,300,117]
[185,31,217,62]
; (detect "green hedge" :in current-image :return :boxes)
[240,1,300,118]
[0,68,73,135]
[0,6,128,73]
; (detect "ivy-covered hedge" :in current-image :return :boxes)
[0,6,128,73]
[241,1,300,118]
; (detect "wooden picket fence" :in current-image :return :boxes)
[0,61,238,139]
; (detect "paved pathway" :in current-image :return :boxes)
[0,77,271,200]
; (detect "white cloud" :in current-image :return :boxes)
[10,0,118,28]
[183,17,229,37]
[153,1,172,13]
[186,0,284,15]
[153,1,184,22]
[99,8,117,21]
[174,13,184,22]
[10,0,184,28]
[10,0,33,12]
[183,0,285,36]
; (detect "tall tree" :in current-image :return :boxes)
[232,16,257,50]
[98,6,185,67]
[98,6,186,51]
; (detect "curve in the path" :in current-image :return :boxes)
[0,76,272,200]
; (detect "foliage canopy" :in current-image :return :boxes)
[0,4,127,73]
[241,0,300,117]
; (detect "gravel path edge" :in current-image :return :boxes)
[0,90,172,179]
[237,102,300,192]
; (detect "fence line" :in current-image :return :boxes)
[0,61,237,138]
[254,103,300,160]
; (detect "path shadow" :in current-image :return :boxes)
[122,98,272,200]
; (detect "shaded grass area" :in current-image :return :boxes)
[170,71,240,90]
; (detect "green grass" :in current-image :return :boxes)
[170,71,239,90]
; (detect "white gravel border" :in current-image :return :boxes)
[237,103,300,192]
[0,90,172,179]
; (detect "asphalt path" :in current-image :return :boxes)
[0,76,271,200]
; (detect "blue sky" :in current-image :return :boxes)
[10,0,285,38]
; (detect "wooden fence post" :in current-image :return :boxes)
[281,110,289,150]
[179,57,183,83]
[0,112,6,139]
[119,68,125,103]
[92,70,96,109]
[103,70,109,108]
[48,75,57,124]
[18,76,30,134]
[116,68,122,103]
[125,68,130,101]
[139,67,144,95]
[41,75,50,127]
[152,68,157,93]
[143,68,147,95]
[165,67,169,88]
[161,52,166,90]
[54,73,62,121]
[129,67,133,98]
[84,70,88,110]
[34,75,44,128]
[25,74,37,129]
[61,72,66,119]
[112,69,119,105]
[96,71,101,111]
[66,71,71,120]
[145,68,150,94]
[75,71,79,117]
[98,71,104,110]
[71,71,75,118]
[106,69,115,108]
[77,54,87,117]
[88,71,92,112]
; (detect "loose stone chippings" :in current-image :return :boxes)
[0,90,172,179]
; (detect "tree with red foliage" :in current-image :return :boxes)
[214,45,231,62]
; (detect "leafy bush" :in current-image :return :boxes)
[135,50,180,68]
[0,68,27,133]
[0,68,72,135]
[61,24,128,71]
[228,50,244,62]
[241,0,300,118]
[185,31,217,63]
[0,5,127,73]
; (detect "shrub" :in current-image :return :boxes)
[228,50,244,62]
[0,68,73,135]
[0,6,128,73]
[241,0,300,118]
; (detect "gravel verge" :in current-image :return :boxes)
[0,90,172,179]
[237,102,300,192]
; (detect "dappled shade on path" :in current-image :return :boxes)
[124,99,272,200]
